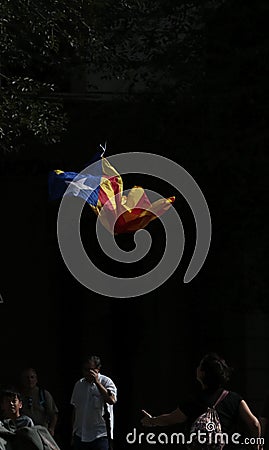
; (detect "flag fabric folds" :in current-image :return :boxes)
[48,151,175,235]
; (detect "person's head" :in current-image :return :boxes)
[82,355,101,384]
[20,367,38,390]
[0,388,22,420]
[196,352,232,390]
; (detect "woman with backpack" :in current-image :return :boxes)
[141,352,261,449]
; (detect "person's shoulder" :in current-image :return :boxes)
[99,374,116,385]
[42,387,55,398]
[73,377,85,384]
[73,377,86,388]
[21,413,33,420]
[224,390,243,407]
[99,373,114,381]
[17,414,34,427]
[227,390,243,400]
[42,388,58,408]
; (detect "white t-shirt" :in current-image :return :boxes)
[71,375,117,443]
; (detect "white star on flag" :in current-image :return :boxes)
[65,177,95,197]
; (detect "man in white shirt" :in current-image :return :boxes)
[71,355,117,450]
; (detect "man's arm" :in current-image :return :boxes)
[48,412,58,436]
[95,381,116,405]
[45,391,59,436]
[91,371,117,405]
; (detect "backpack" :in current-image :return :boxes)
[188,390,229,450]
[38,388,46,410]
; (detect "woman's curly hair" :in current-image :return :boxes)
[200,352,233,390]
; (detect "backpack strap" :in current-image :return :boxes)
[213,389,229,408]
[38,386,46,409]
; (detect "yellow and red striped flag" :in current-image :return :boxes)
[48,150,175,235]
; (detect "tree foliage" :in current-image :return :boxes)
[0,0,226,153]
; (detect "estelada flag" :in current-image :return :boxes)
[48,150,175,235]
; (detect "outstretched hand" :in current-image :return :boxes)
[141,409,155,427]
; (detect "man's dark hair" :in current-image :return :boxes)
[84,355,102,369]
[200,352,233,390]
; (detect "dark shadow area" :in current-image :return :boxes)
[1,2,269,449]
